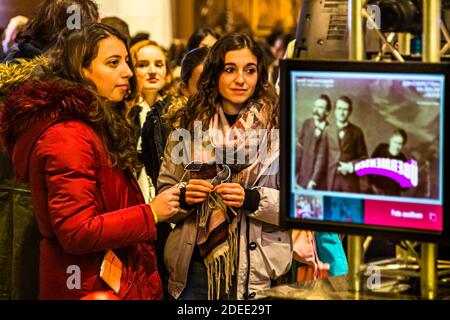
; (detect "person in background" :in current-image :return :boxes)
[1,15,29,59]
[178,47,209,97]
[266,29,288,61]
[2,0,99,63]
[130,32,150,48]
[141,46,209,178]
[0,27,4,59]
[127,39,175,299]
[142,46,210,196]
[101,16,131,46]
[128,39,174,201]
[265,28,294,85]
[0,23,180,299]
[264,29,284,84]
[158,33,292,300]
[168,38,187,87]
[186,27,220,52]
[256,39,276,85]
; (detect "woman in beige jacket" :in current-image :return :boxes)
[158,33,292,300]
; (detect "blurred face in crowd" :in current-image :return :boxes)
[218,47,258,113]
[199,34,218,48]
[272,37,285,60]
[389,134,405,156]
[134,45,170,94]
[181,64,204,97]
[83,35,133,102]
[312,98,329,122]
[335,99,351,124]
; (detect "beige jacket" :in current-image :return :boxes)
[158,134,292,300]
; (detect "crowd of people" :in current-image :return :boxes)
[0,0,347,300]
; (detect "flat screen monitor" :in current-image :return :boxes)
[280,59,450,244]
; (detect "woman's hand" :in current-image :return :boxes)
[185,179,213,205]
[214,183,245,208]
[150,187,180,222]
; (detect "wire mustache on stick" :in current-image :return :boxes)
[178,160,231,186]
[211,164,231,187]
[178,161,232,228]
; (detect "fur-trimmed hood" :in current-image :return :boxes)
[0,71,96,181]
[0,56,50,95]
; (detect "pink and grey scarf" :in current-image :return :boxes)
[193,101,277,299]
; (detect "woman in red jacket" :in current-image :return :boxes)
[0,23,180,300]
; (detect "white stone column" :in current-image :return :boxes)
[96,0,173,48]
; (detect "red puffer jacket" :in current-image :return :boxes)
[0,80,163,300]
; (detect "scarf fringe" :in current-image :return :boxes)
[204,220,238,300]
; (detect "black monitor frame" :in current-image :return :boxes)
[280,59,450,245]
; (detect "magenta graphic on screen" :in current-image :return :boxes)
[354,158,418,188]
[365,200,443,232]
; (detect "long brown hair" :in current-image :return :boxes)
[181,32,279,131]
[47,23,139,170]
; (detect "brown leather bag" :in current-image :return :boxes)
[296,265,329,283]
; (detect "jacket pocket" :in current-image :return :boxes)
[258,225,292,279]
[164,226,182,275]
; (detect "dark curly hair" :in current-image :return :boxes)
[181,32,279,131]
[16,0,99,51]
[47,23,139,170]
[186,28,220,52]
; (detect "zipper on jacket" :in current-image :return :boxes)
[243,213,251,299]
